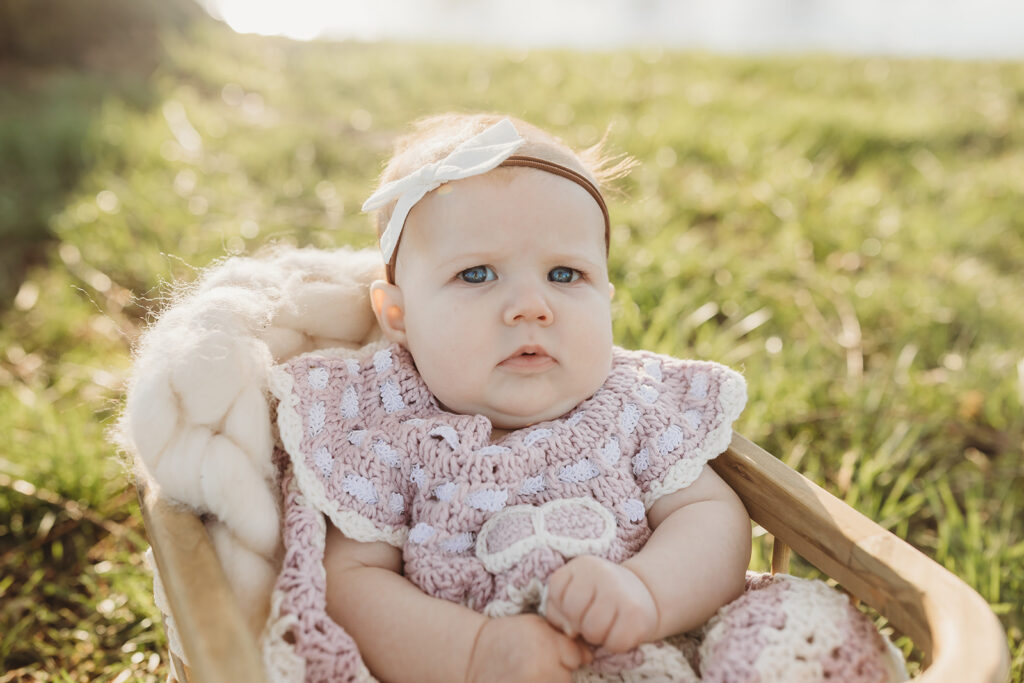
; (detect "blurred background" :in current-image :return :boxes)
[202,0,1024,57]
[1,0,1022,680]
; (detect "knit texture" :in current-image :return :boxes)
[697,573,907,683]
[268,342,748,678]
[274,343,745,615]
[266,342,905,682]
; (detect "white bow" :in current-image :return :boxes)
[362,118,525,263]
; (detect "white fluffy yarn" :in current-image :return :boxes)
[118,245,385,649]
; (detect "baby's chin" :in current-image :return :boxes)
[480,396,591,431]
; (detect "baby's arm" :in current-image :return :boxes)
[324,524,590,683]
[544,467,750,652]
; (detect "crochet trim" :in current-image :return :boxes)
[270,340,409,548]
[643,368,747,509]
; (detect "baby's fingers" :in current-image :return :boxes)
[547,567,597,632]
[602,600,657,653]
[555,631,594,671]
[544,593,578,638]
[578,597,618,647]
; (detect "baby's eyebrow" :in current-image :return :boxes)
[441,251,496,267]
[546,252,606,270]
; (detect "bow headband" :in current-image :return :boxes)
[362,118,610,282]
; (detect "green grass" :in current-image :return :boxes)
[1,19,1022,681]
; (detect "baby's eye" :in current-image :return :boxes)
[548,267,581,284]
[458,265,497,284]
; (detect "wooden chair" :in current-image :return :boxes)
[138,433,1010,683]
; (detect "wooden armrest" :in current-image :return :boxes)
[138,476,269,683]
[712,433,1010,683]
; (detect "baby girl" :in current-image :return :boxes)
[270,114,751,682]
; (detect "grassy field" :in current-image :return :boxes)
[1,16,1022,681]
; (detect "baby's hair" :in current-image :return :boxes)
[368,112,636,277]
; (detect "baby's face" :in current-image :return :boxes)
[377,168,614,429]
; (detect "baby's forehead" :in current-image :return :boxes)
[414,170,604,238]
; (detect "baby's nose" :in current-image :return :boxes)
[503,285,554,326]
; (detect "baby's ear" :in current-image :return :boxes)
[370,280,407,344]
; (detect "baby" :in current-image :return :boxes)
[270,114,752,682]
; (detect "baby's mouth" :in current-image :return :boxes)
[499,346,556,371]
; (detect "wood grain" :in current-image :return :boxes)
[138,476,269,683]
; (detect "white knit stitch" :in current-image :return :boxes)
[657,424,685,456]
[372,440,402,468]
[621,402,640,436]
[566,411,585,426]
[522,428,553,447]
[379,378,406,413]
[689,371,708,399]
[389,491,405,515]
[632,448,650,475]
[643,358,663,381]
[643,457,705,509]
[410,464,427,489]
[477,445,512,457]
[433,481,458,502]
[340,385,359,419]
[440,532,474,554]
[402,418,426,426]
[558,458,601,484]
[342,358,361,375]
[683,409,703,432]
[408,522,436,544]
[347,429,367,446]
[644,368,748,508]
[372,348,393,373]
[342,474,378,505]
[307,367,329,390]
[624,498,646,523]
[307,401,326,437]
[313,446,333,479]
[519,474,546,495]
[428,425,460,451]
[600,436,621,465]
[466,488,509,512]
[637,383,659,404]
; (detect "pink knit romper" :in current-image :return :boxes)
[267,343,904,682]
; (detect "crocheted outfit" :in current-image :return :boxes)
[266,342,903,682]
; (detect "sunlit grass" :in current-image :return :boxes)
[1,21,1022,680]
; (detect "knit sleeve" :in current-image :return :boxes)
[629,354,747,509]
[270,345,425,548]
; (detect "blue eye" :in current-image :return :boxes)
[458,266,497,284]
[548,267,581,284]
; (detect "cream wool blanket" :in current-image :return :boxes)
[118,246,386,661]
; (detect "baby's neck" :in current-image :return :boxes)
[489,427,511,442]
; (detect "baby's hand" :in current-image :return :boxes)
[465,613,591,683]
[544,555,659,653]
